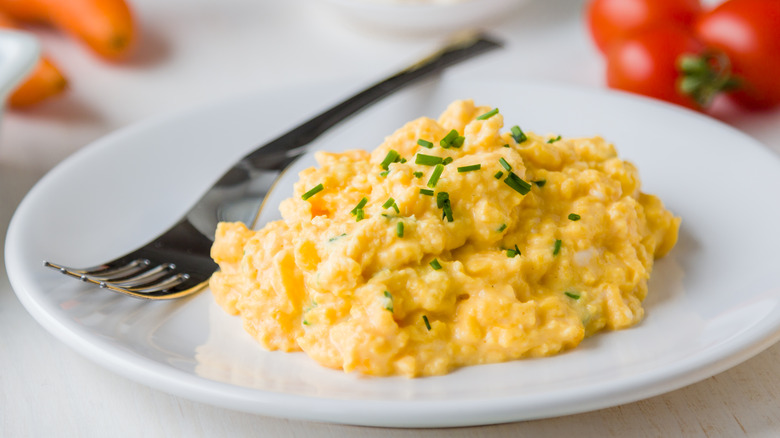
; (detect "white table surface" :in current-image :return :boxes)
[2,0,779,436]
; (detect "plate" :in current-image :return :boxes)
[6,78,780,428]
[315,0,530,35]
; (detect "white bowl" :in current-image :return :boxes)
[317,0,530,35]
[0,30,39,110]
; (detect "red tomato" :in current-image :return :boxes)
[587,0,703,53]
[695,0,780,109]
[606,26,705,109]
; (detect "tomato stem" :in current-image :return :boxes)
[677,51,740,108]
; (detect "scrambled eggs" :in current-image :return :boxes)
[210,100,680,377]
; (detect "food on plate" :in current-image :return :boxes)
[588,0,780,111]
[0,9,67,108]
[210,100,680,377]
[0,0,136,60]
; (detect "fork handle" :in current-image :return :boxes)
[240,33,502,172]
[190,33,501,236]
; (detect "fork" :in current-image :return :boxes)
[43,33,502,300]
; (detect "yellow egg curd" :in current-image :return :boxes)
[209,100,680,377]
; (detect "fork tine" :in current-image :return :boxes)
[110,264,175,288]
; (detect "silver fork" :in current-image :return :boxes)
[44,33,502,300]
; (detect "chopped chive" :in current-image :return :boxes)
[553,239,562,256]
[532,179,547,187]
[399,158,407,163]
[503,144,510,148]
[383,290,394,312]
[379,170,389,177]
[437,192,453,222]
[350,197,368,215]
[436,191,449,208]
[494,171,504,179]
[413,171,424,178]
[417,139,434,148]
[564,291,580,300]
[429,259,442,270]
[427,164,444,188]
[380,150,400,170]
[355,209,365,221]
[382,198,395,209]
[301,184,324,201]
[547,135,562,144]
[511,125,527,143]
[476,108,499,120]
[422,315,431,331]
[415,153,443,166]
[457,164,481,173]
[504,172,532,195]
[440,129,459,148]
[303,320,310,325]
[442,157,454,165]
[497,223,507,232]
[328,233,347,242]
[419,188,434,196]
[568,213,581,221]
[452,136,465,148]
[506,244,521,258]
[396,221,404,238]
[499,158,512,171]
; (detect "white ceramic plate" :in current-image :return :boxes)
[6,78,780,428]
[316,0,530,35]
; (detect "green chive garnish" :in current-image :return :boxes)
[383,291,394,312]
[504,172,531,195]
[457,164,481,173]
[533,179,547,187]
[379,170,389,177]
[380,150,400,170]
[565,291,580,300]
[422,315,431,331]
[303,320,310,325]
[383,198,399,213]
[415,153,443,166]
[301,184,324,201]
[511,125,527,143]
[442,157,454,165]
[355,209,365,221]
[499,157,512,171]
[568,213,581,221]
[413,171,424,178]
[547,135,562,144]
[494,171,504,179]
[437,191,454,222]
[476,108,499,120]
[382,197,399,213]
[427,164,444,188]
[497,223,507,232]
[506,244,521,258]
[396,221,404,238]
[417,139,433,148]
[400,158,407,163]
[351,197,368,215]
[440,129,459,148]
[430,259,442,270]
[452,136,465,148]
[419,188,434,196]
[553,239,562,256]
[328,233,347,242]
[503,144,510,148]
